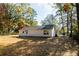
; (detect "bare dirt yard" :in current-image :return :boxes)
[0,35,79,56]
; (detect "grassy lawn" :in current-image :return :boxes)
[0,35,79,56]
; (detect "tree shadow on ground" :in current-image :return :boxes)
[12,35,49,41]
[0,36,79,56]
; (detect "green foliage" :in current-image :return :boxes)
[46,3,78,36]
[55,3,78,36]
[72,22,78,34]
[0,3,38,35]
[41,14,60,35]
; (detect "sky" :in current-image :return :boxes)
[30,3,56,25]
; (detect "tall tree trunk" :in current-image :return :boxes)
[73,3,79,44]
[67,12,69,36]
[61,12,65,35]
[70,10,73,37]
[76,3,79,33]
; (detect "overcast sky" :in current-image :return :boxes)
[30,3,56,25]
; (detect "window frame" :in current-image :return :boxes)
[43,30,49,35]
[25,30,28,34]
[22,31,24,33]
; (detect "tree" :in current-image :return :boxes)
[51,3,77,36]
[0,3,13,34]
[63,3,75,37]
[63,3,70,36]
[56,4,65,35]
[76,3,79,33]
[41,14,60,36]
[0,3,38,35]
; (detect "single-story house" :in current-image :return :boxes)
[19,25,55,37]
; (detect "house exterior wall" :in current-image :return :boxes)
[51,28,55,37]
[19,28,55,37]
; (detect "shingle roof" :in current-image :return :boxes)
[22,25,54,30]
[42,25,53,29]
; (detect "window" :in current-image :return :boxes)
[23,31,24,33]
[22,30,28,34]
[43,30,49,35]
[25,30,28,34]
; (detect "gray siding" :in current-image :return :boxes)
[19,28,55,37]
